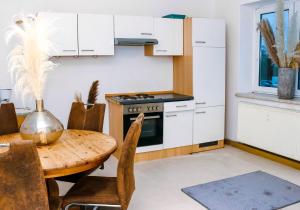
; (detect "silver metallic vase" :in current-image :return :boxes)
[278,68,297,100]
[20,100,64,145]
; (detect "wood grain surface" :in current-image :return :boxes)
[0,130,117,178]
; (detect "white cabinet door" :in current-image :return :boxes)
[164,110,193,149]
[193,106,225,144]
[193,47,225,107]
[38,12,78,56]
[114,15,154,39]
[192,18,225,48]
[152,18,183,56]
[78,14,114,56]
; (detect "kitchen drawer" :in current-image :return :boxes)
[193,106,224,144]
[164,100,194,112]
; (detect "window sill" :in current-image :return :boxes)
[235,92,300,106]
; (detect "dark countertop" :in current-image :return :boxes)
[106,92,194,105]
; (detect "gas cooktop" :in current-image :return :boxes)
[110,93,194,105]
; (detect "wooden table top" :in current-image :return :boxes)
[0,130,117,178]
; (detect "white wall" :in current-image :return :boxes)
[0,0,215,133]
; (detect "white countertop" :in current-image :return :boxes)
[235,92,300,106]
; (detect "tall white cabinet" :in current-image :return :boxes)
[192,18,225,145]
[173,18,226,146]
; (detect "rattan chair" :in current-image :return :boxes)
[0,141,61,210]
[62,113,144,210]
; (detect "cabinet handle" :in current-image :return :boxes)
[196,102,206,105]
[63,50,77,52]
[196,111,206,114]
[81,49,95,52]
[156,49,168,52]
[141,32,152,36]
[195,41,206,44]
[176,105,188,108]
[166,114,177,118]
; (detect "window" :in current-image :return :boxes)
[254,3,300,95]
[258,10,289,89]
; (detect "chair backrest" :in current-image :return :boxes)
[67,102,106,132]
[0,141,49,210]
[0,103,19,135]
[117,113,144,210]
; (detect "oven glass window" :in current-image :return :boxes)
[123,113,163,147]
[141,118,157,138]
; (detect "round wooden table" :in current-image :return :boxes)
[0,129,117,178]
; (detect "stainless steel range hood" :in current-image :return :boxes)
[114,38,158,46]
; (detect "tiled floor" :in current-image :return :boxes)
[58,146,300,210]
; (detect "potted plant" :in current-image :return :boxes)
[258,0,300,99]
[6,14,64,145]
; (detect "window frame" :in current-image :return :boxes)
[253,2,300,96]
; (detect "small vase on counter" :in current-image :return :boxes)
[277,68,297,100]
[20,99,64,145]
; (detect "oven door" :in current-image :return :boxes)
[123,112,163,148]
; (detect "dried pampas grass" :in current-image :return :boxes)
[87,80,99,109]
[258,0,300,69]
[6,14,56,102]
[74,91,83,103]
[258,19,280,66]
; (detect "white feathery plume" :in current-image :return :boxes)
[275,0,286,67]
[6,14,57,103]
[287,11,298,58]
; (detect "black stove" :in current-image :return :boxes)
[111,93,194,105]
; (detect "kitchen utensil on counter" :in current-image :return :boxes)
[0,89,12,103]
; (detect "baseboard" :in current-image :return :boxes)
[225,139,300,170]
[134,140,225,163]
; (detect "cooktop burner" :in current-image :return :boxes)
[110,93,194,105]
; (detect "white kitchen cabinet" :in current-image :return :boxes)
[193,106,225,144]
[192,18,226,48]
[151,18,183,56]
[114,15,154,39]
[78,14,114,56]
[38,12,78,56]
[193,47,225,107]
[164,101,194,149]
[238,102,300,161]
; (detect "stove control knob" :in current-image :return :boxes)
[138,107,141,112]
[128,108,133,112]
[133,108,137,112]
[156,106,159,110]
[147,106,150,111]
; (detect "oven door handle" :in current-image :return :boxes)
[130,115,160,121]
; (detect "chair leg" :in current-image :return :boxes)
[64,204,73,210]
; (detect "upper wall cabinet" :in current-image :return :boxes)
[192,18,226,48]
[114,15,154,39]
[78,14,114,56]
[38,12,78,56]
[145,18,183,56]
